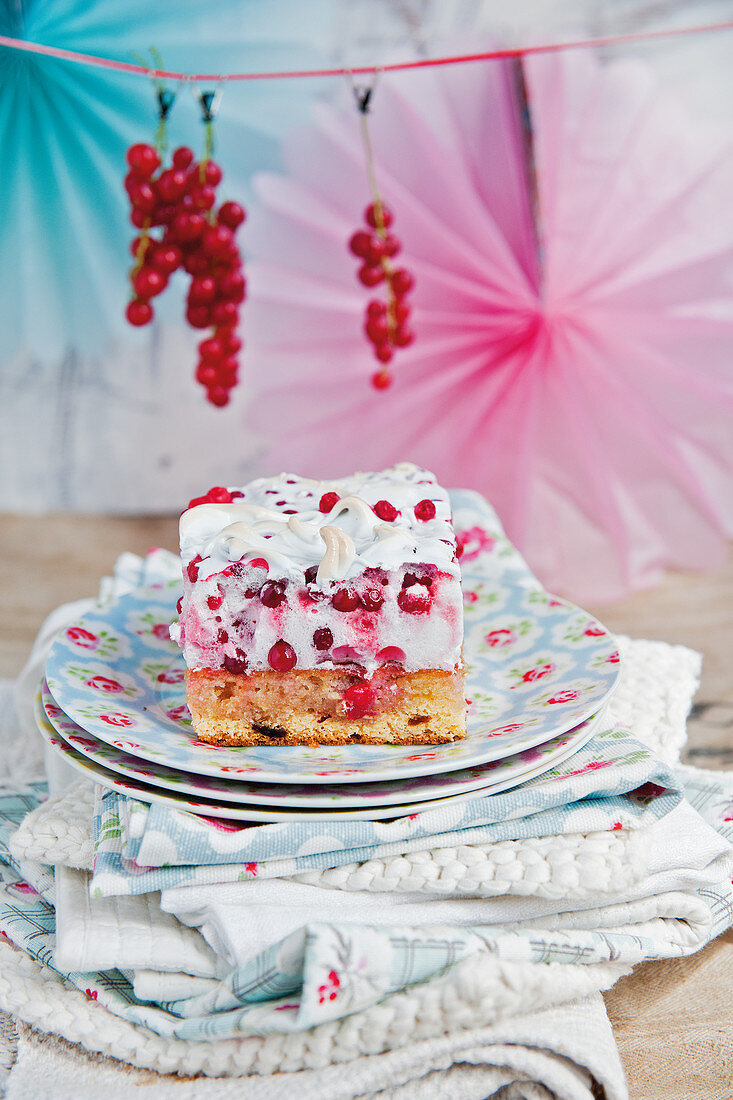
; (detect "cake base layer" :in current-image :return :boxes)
[186,666,466,746]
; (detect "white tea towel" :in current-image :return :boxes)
[53,866,228,978]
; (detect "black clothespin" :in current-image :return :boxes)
[353,85,373,114]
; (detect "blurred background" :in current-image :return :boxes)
[1,0,732,607]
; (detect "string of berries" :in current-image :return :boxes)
[349,84,415,391]
[349,201,415,390]
[123,83,246,408]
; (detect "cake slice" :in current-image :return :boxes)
[171,463,465,746]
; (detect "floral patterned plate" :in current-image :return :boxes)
[41,680,603,809]
[35,692,602,821]
[44,494,620,784]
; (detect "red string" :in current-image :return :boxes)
[1,21,732,82]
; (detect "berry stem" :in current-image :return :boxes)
[129,219,152,292]
[357,110,397,336]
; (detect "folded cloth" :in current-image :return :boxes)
[156,799,733,970]
[90,726,681,896]
[53,866,228,978]
[1,780,730,1041]
[0,930,629,1088]
[5,992,628,1100]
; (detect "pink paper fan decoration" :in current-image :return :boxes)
[244,51,733,604]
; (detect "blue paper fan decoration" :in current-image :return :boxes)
[0,0,333,360]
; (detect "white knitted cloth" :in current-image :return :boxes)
[5,993,626,1100]
[0,937,628,1093]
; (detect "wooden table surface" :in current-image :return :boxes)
[1,513,731,1097]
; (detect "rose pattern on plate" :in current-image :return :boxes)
[126,610,179,652]
[38,681,603,818]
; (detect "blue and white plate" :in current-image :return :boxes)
[36,691,602,822]
[45,573,619,784]
[41,680,602,809]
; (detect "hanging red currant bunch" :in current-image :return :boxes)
[348,85,415,391]
[123,71,247,408]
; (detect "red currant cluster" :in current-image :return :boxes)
[349,201,415,390]
[124,142,246,408]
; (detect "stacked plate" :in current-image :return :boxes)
[39,576,620,823]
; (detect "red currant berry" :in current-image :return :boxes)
[129,208,149,229]
[268,639,296,672]
[151,203,176,226]
[392,301,410,324]
[361,588,384,611]
[202,160,222,186]
[375,344,393,364]
[126,299,153,326]
[391,268,414,296]
[349,230,372,258]
[133,267,167,299]
[342,681,376,719]
[223,652,247,674]
[383,234,401,257]
[218,201,246,230]
[313,627,333,651]
[183,251,210,277]
[129,180,157,213]
[319,491,340,513]
[366,300,386,320]
[364,236,385,263]
[150,244,182,274]
[332,587,360,612]
[173,211,205,242]
[374,499,399,522]
[201,224,233,258]
[218,270,246,303]
[398,587,431,614]
[358,264,385,287]
[217,359,238,386]
[207,386,230,407]
[186,304,212,328]
[189,276,217,305]
[189,184,216,211]
[219,330,242,354]
[260,580,286,608]
[414,499,436,522]
[365,317,390,345]
[156,168,188,203]
[207,594,223,610]
[195,362,219,386]
[376,646,406,663]
[393,326,414,347]
[126,143,160,177]
[172,146,195,170]
[199,336,224,361]
[212,301,238,327]
[365,202,393,229]
[372,370,392,390]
